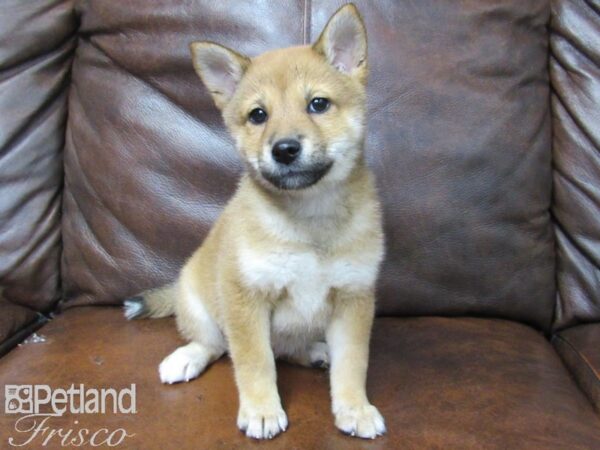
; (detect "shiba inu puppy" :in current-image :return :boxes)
[124,3,385,440]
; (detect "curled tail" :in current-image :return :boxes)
[123,283,177,320]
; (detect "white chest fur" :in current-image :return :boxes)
[238,244,380,336]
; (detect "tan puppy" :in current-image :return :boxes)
[124,3,385,440]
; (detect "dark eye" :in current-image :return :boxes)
[248,108,268,124]
[308,97,330,114]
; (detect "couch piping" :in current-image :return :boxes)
[553,333,600,386]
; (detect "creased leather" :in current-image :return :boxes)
[61,0,305,308]
[0,0,77,343]
[550,0,600,330]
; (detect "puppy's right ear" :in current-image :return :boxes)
[189,42,250,110]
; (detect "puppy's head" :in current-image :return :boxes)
[190,4,367,192]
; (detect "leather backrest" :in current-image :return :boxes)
[0,0,76,342]
[551,0,600,330]
[61,1,556,330]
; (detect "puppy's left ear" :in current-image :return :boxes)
[313,3,367,83]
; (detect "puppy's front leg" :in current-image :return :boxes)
[327,289,386,439]
[223,281,287,439]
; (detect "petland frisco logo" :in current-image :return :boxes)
[5,384,136,447]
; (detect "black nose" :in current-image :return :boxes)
[272,139,301,165]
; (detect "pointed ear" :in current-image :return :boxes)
[189,42,250,110]
[313,3,367,81]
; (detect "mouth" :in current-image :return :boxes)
[260,162,333,190]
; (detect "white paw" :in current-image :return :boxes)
[159,347,205,384]
[237,403,288,439]
[334,403,386,439]
[309,341,329,369]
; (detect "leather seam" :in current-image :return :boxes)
[554,334,600,387]
[303,0,312,45]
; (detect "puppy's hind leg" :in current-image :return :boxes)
[159,280,226,384]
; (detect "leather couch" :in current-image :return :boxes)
[1,1,599,448]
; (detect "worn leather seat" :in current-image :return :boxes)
[0,308,598,449]
[1,0,599,448]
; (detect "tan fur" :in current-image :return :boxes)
[128,4,386,440]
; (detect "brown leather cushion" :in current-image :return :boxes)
[554,323,600,412]
[61,0,555,330]
[0,0,76,342]
[1,308,598,449]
